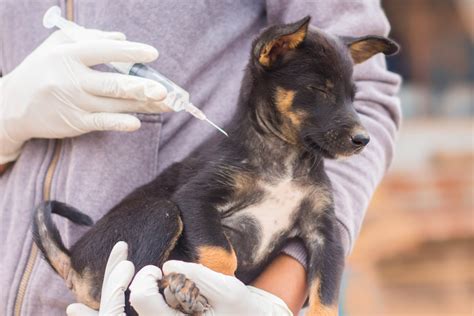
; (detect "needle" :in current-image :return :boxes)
[205,118,229,137]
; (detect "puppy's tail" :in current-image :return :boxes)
[32,201,93,281]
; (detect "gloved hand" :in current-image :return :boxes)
[129,261,293,316]
[0,29,169,164]
[129,265,183,316]
[66,241,135,316]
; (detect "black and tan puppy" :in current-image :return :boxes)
[33,17,398,315]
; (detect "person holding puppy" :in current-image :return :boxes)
[0,1,401,315]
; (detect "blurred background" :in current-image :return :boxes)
[341,0,473,315]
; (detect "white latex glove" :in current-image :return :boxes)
[0,29,169,164]
[129,265,184,316]
[129,261,293,316]
[67,241,135,316]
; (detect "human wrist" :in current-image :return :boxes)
[251,254,307,315]
[281,239,308,268]
[0,129,23,164]
[0,80,24,164]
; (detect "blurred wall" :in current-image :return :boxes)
[344,1,474,315]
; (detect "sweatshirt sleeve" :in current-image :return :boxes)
[268,0,402,256]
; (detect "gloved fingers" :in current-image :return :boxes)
[81,70,167,103]
[163,261,244,305]
[102,241,129,291]
[66,303,98,316]
[100,260,135,315]
[38,30,76,48]
[130,265,163,294]
[130,265,182,316]
[82,94,171,115]
[80,112,141,132]
[66,39,158,66]
[102,260,135,298]
[44,29,125,48]
[81,29,127,41]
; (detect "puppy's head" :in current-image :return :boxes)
[250,16,399,158]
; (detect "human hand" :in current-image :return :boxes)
[129,261,293,316]
[129,265,185,316]
[0,28,169,163]
[66,241,135,316]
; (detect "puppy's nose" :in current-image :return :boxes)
[351,133,370,147]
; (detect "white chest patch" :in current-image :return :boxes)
[238,177,307,262]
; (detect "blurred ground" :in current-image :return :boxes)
[345,120,473,316]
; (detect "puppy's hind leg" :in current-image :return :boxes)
[118,198,209,315]
[159,272,210,315]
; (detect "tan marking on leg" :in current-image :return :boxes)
[36,210,71,280]
[160,214,184,265]
[71,268,100,310]
[53,253,71,281]
[197,246,237,276]
[307,278,338,316]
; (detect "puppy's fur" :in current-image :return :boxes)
[33,17,398,315]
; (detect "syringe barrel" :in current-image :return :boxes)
[118,63,191,113]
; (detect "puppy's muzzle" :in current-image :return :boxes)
[350,132,370,148]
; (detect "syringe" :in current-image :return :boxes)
[43,6,228,137]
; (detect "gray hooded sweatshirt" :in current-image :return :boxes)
[0,0,401,315]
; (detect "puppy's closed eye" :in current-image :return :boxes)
[307,85,328,95]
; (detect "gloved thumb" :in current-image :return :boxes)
[46,29,126,49]
[84,29,127,41]
[98,260,134,316]
[130,265,182,316]
[102,241,129,289]
[81,113,141,132]
[66,303,99,316]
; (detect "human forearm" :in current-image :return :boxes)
[252,253,308,315]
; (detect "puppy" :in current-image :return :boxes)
[33,16,398,315]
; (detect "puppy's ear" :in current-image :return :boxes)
[344,35,399,64]
[254,16,311,68]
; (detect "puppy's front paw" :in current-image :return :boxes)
[159,272,209,315]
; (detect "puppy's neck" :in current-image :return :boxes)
[231,96,324,175]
